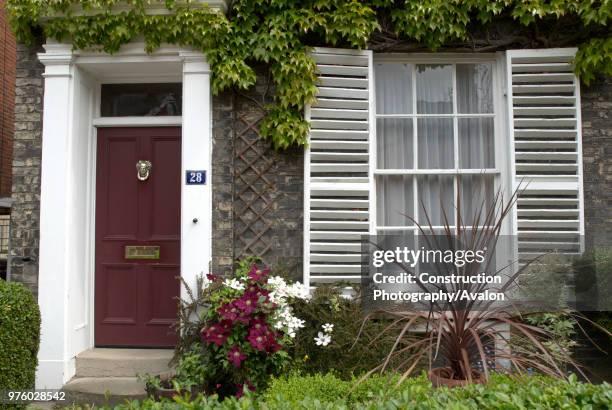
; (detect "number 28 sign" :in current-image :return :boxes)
[185,170,206,185]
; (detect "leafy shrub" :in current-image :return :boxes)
[195,259,309,397]
[173,348,209,392]
[573,247,612,312]
[263,372,426,405]
[291,285,404,379]
[171,274,212,367]
[0,279,41,397]
[108,373,612,409]
[523,312,579,358]
[263,372,348,404]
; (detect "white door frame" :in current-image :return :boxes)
[36,41,212,388]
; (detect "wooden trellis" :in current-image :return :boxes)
[233,110,276,258]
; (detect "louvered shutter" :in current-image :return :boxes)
[507,48,584,262]
[304,48,373,287]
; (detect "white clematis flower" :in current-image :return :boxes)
[314,331,332,347]
[223,278,245,291]
[267,275,309,338]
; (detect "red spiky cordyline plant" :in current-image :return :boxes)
[355,184,590,385]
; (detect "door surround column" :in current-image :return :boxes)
[36,43,77,389]
[179,52,212,300]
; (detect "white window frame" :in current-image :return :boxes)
[371,53,512,236]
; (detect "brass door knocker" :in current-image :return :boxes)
[136,160,152,181]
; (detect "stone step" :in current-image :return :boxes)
[76,348,174,378]
[62,376,148,407]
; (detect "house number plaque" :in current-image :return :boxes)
[185,170,206,185]
[124,245,160,260]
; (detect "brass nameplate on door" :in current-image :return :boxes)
[125,246,160,260]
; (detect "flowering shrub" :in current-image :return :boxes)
[291,286,403,380]
[199,260,309,397]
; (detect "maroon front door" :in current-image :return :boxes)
[95,127,181,347]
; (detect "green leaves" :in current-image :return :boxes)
[575,37,612,85]
[260,105,310,150]
[5,0,612,149]
[0,279,41,392]
[390,1,475,49]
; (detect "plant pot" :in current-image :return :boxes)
[148,384,204,401]
[145,374,203,401]
[150,386,179,401]
[428,367,484,388]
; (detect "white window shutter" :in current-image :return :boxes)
[506,48,585,262]
[304,48,373,286]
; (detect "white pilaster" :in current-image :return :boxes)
[180,52,212,298]
[36,44,76,389]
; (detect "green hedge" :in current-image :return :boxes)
[262,372,425,406]
[0,279,41,392]
[108,373,612,409]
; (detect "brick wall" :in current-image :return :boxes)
[211,70,304,281]
[581,75,612,249]
[0,2,15,199]
[9,42,43,293]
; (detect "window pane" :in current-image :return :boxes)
[376,176,414,226]
[375,63,413,114]
[417,118,454,169]
[418,175,454,226]
[457,64,493,114]
[377,118,413,169]
[458,118,495,169]
[458,175,495,227]
[101,83,182,117]
[416,64,453,114]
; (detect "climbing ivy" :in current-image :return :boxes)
[5,0,612,149]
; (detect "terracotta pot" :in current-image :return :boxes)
[428,367,484,388]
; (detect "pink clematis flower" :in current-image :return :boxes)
[250,316,269,333]
[245,284,269,298]
[218,302,240,322]
[227,345,247,368]
[235,293,258,315]
[248,265,270,282]
[201,320,233,347]
[247,328,268,351]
